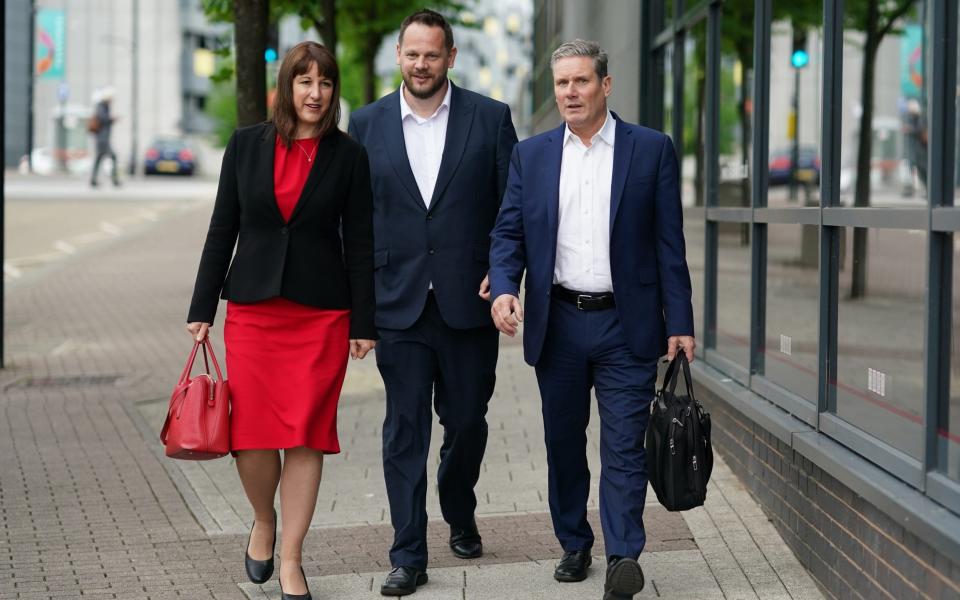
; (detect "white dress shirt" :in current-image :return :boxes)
[399,82,451,208]
[554,111,616,293]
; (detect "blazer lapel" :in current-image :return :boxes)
[544,123,565,264]
[258,124,286,224]
[427,83,475,211]
[609,117,635,235]
[287,131,338,223]
[380,90,427,211]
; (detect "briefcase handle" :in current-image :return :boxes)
[660,352,698,405]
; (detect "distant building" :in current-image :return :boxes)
[5,0,228,171]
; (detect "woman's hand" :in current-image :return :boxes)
[186,322,211,342]
[350,339,376,360]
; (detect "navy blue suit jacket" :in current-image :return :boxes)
[348,84,518,330]
[489,116,695,365]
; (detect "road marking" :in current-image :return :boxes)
[100,221,122,235]
[50,339,79,356]
[53,240,77,255]
[6,198,207,283]
[3,263,22,279]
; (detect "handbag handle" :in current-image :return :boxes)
[162,339,225,445]
[177,338,225,385]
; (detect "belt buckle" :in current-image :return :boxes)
[576,294,590,310]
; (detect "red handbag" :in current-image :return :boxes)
[160,338,231,460]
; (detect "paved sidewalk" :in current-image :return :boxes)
[0,190,825,599]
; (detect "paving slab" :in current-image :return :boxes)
[239,553,724,600]
[0,184,826,599]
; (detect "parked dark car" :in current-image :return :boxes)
[769,146,820,186]
[144,138,195,175]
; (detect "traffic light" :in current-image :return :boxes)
[265,23,279,63]
[791,30,809,69]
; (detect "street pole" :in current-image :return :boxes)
[128,0,139,176]
[27,0,36,174]
[790,64,800,203]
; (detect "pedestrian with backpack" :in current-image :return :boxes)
[89,86,120,187]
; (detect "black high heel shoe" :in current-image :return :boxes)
[279,566,312,600]
[244,508,277,584]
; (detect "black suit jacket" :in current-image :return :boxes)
[347,83,517,330]
[188,122,376,339]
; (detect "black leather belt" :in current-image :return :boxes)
[552,285,616,311]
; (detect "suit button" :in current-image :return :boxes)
[427,215,433,220]
[428,248,436,255]
[280,227,288,235]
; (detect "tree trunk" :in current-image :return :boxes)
[738,46,751,245]
[233,0,268,127]
[362,3,378,104]
[313,0,336,55]
[694,66,705,207]
[850,2,879,299]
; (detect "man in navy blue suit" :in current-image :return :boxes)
[348,9,517,597]
[488,40,696,600]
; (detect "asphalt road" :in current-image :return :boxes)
[3,174,217,284]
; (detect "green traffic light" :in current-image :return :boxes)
[791,49,809,69]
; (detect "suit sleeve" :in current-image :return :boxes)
[488,145,526,300]
[654,135,695,337]
[342,146,378,340]
[187,131,241,324]
[495,105,519,204]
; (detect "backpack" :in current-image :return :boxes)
[645,353,713,511]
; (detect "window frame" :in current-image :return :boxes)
[641,0,960,514]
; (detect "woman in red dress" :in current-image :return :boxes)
[186,42,375,600]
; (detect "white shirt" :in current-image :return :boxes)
[554,111,616,293]
[399,81,451,208]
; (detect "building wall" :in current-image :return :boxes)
[31,0,182,170]
[531,0,640,133]
[5,0,33,167]
[699,384,960,599]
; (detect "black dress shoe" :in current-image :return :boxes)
[280,566,312,600]
[553,550,592,582]
[603,557,645,600]
[244,509,277,584]
[449,521,483,559]
[380,566,428,596]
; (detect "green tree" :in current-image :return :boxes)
[207,80,238,146]
[201,0,467,132]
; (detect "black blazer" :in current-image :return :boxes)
[348,83,517,330]
[187,122,376,339]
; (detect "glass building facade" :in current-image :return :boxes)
[533,0,960,594]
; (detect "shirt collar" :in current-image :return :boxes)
[399,81,452,123]
[564,111,616,148]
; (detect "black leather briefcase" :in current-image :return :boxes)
[646,353,714,511]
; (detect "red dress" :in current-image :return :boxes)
[224,135,350,453]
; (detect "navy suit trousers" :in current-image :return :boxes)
[535,298,657,560]
[376,293,498,569]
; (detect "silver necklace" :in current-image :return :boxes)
[294,140,317,162]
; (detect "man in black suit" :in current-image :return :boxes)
[348,8,517,597]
